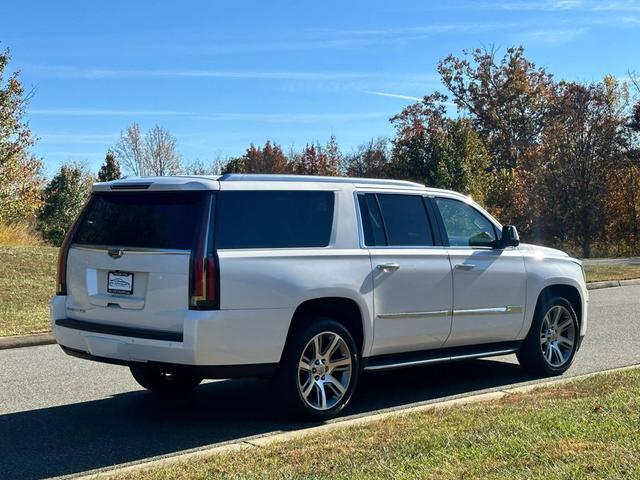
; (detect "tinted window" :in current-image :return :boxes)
[216,191,334,249]
[357,194,386,246]
[435,197,496,247]
[376,194,434,246]
[74,192,206,249]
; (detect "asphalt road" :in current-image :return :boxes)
[1,286,639,480]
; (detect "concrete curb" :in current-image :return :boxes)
[0,333,55,350]
[587,278,640,290]
[74,363,640,480]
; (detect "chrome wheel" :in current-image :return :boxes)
[540,305,576,368]
[297,331,353,411]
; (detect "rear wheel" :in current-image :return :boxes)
[517,296,579,376]
[130,365,203,395]
[277,318,359,420]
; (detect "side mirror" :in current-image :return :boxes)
[493,225,520,249]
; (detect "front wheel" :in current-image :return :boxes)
[517,296,579,376]
[277,318,360,420]
[130,365,203,395]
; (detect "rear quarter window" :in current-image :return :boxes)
[73,192,207,250]
[215,190,334,249]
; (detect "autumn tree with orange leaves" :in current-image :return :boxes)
[0,49,43,225]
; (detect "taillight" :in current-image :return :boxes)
[189,193,219,310]
[56,198,92,295]
[189,255,218,309]
[56,241,69,295]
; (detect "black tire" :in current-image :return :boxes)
[517,296,579,376]
[130,365,203,395]
[276,317,360,421]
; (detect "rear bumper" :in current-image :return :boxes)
[60,345,277,379]
[55,318,183,342]
[50,295,293,370]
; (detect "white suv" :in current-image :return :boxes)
[51,174,587,419]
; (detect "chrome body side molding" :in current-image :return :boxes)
[453,306,523,316]
[377,310,450,320]
[377,306,523,320]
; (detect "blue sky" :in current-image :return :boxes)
[3,0,640,175]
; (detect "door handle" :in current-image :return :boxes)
[454,263,476,271]
[376,263,400,272]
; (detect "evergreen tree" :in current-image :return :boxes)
[37,163,94,245]
[97,151,121,182]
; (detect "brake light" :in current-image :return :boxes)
[56,198,92,295]
[56,242,69,295]
[189,194,219,309]
[189,255,218,309]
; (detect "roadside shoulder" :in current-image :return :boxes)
[0,332,55,350]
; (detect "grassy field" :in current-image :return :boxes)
[583,263,640,282]
[0,245,57,336]
[0,245,639,337]
[116,368,640,480]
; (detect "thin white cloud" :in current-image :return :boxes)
[38,133,119,144]
[592,1,640,11]
[366,91,423,101]
[552,0,585,9]
[42,151,104,158]
[29,66,376,81]
[29,108,389,124]
[29,65,448,86]
[31,108,193,116]
[518,27,587,45]
[497,0,640,11]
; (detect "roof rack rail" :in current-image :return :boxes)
[217,173,424,188]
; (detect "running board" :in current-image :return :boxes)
[363,341,521,372]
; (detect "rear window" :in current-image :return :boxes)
[74,192,207,250]
[215,190,334,249]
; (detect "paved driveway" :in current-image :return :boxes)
[1,285,639,480]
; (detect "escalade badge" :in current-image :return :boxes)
[108,248,124,259]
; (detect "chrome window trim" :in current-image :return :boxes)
[353,191,367,249]
[71,244,191,255]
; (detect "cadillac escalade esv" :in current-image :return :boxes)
[51,174,587,419]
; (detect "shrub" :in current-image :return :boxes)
[0,222,43,246]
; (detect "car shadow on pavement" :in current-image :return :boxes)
[0,357,538,480]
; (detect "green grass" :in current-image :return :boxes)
[0,245,639,337]
[583,263,640,282]
[117,368,640,480]
[0,245,57,336]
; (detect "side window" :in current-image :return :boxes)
[215,191,334,249]
[435,197,496,247]
[376,194,434,247]
[357,194,386,246]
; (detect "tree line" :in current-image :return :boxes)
[1,46,639,256]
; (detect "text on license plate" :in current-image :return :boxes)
[107,271,134,295]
